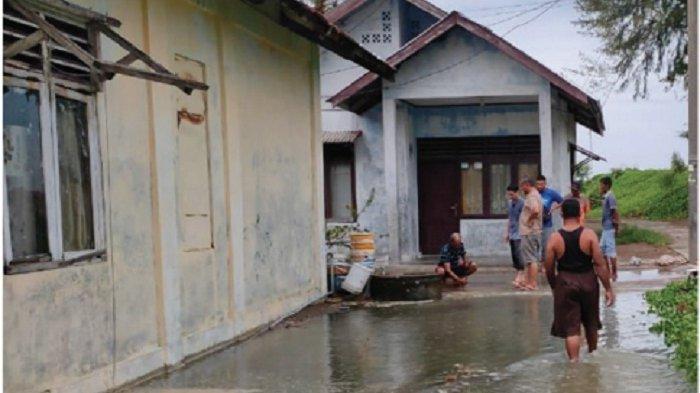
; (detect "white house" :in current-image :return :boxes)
[320,0,605,261]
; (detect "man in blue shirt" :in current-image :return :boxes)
[599,176,620,281]
[435,233,478,286]
[505,184,525,288]
[536,175,564,263]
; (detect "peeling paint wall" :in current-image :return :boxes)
[3,1,325,392]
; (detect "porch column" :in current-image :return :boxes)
[539,85,554,182]
[383,97,400,261]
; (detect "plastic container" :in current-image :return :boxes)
[350,232,375,262]
[341,263,373,294]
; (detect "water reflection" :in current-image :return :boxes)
[133,290,690,393]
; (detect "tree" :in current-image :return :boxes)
[575,0,688,98]
[574,162,592,182]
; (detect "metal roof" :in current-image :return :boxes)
[322,130,363,143]
[328,11,605,134]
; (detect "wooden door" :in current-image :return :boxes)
[418,160,460,254]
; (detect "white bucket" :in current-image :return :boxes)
[341,263,373,294]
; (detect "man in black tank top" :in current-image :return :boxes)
[544,198,615,362]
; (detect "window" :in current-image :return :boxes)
[324,144,356,223]
[419,136,540,218]
[490,163,511,215]
[3,11,104,271]
[459,159,538,217]
[460,162,483,215]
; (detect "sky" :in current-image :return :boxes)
[430,0,689,174]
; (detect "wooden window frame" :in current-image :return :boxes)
[459,154,539,219]
[4,36,105,274]
[323,143,357,224]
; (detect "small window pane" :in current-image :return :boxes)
[4,86,49,259]
[56,96,94,251]
[461,162,483,215]
[490,164,510,214]
[518,163,539,183]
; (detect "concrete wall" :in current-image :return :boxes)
[410,103,539,137]
[3,1,325,392]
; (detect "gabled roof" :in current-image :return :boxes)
[326,0,447,24]
[328,11,605,134]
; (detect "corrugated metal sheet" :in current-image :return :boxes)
[322,130,362,143]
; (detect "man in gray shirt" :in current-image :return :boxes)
[599,176,620,281]
[505,184,525,288]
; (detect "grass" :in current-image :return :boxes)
[615,225,671,246]
[645,278,698,383]
[582,169,688,221]
[592,224,670,247]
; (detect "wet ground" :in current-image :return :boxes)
[129,269,694,393]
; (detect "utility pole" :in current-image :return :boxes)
[689,0,698,264]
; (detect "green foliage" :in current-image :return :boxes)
[615,225,670,246]
[582,169,688,220]
[645,278,698,383]
[575,0,687,98]
[671,152,687,173]
[574,163,591,182]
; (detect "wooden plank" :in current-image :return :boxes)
[24,0,121,27]
[96,24,170,74]
[6,0,96,67]
[116,52,139,66]
[3,29,46,58]
[96,60,208,93]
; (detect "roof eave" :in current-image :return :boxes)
[245,0,395,80]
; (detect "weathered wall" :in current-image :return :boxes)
[410,104,539,138]
[3,1,325,392]
[354,105,390,258]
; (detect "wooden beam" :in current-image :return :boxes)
[96,24,171,75]
[25,0,121,27]
[116,52,139,66]
[96,61,208,94]
[4,30,46,58]
[6,0,97,67]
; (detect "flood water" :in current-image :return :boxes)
[132,271,693,393]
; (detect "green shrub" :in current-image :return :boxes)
[615,225,671,246]
[645,278,698,383]
[582,169,688,221]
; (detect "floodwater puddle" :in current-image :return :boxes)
[131,279,693,393]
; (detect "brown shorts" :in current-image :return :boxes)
[550,270,602,338]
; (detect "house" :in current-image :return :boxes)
[320,0,605,261]
[2,0,392,392]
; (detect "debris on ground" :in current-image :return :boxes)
[629,256,642,266]
[656,254,687,267]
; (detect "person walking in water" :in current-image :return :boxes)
[599,176,620,281]
[544,199,615,362]
[519,178,542,290]
[505,184,525,288]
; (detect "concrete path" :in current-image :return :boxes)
[623,219,690,259]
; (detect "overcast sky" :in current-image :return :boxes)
[430,0,689,174]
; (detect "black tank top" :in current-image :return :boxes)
[557,227,594,273]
